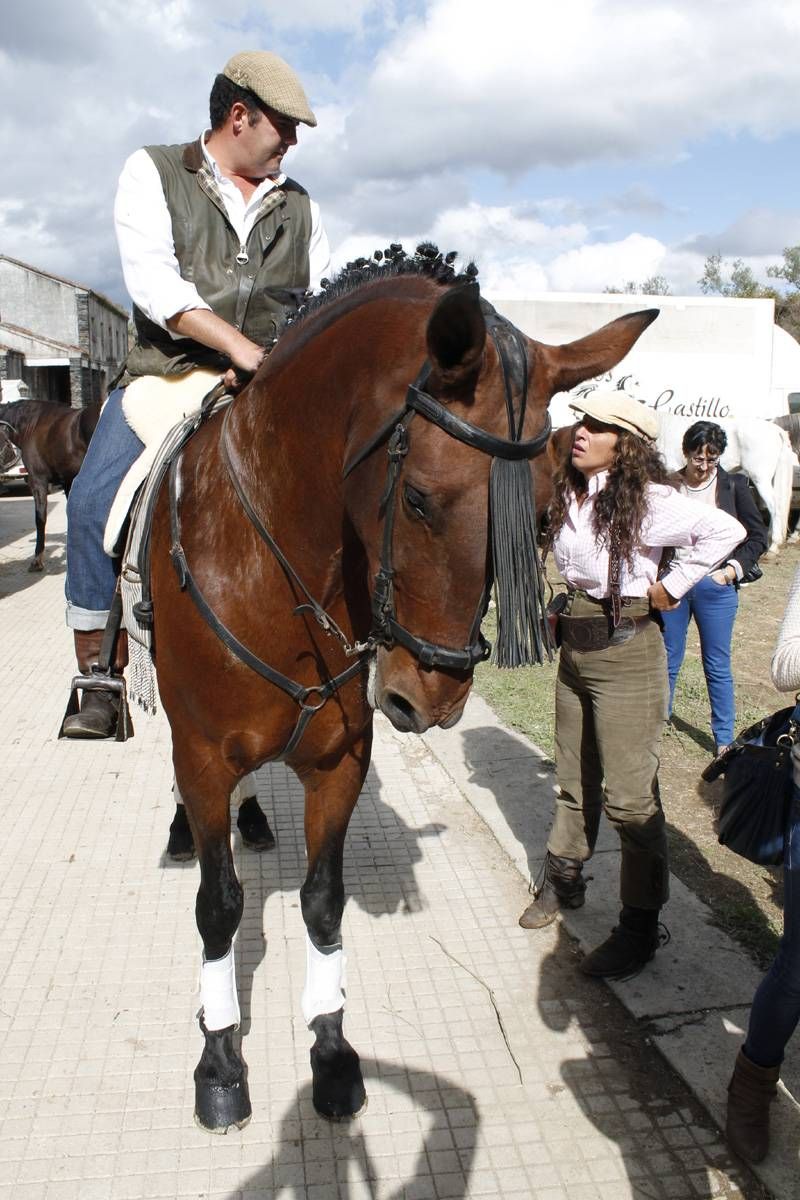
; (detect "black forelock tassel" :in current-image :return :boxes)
[489,457,553,667]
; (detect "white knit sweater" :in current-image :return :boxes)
[772,565,800,691]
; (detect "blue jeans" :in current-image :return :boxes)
[744,785,800,1068]
[661,573,739,749]
[65,388,144,629]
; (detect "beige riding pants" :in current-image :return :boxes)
[547,593,670,911]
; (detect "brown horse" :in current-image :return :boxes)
[147,250,657,1130]
[0,398,101,571]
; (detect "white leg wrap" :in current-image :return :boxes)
[231,773,258,806]
[200,945,241,1031]
[301,935,347,1025]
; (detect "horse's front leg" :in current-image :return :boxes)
[179,758,250,1133]
[299,733,372,1120]
[28,476,47,571]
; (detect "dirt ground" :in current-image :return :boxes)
[474,541,800,972]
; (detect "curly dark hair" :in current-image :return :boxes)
[545,428,670,567]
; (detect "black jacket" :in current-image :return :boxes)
[668,466,768,582]
[713,467,769,577]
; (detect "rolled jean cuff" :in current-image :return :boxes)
[66,602,110,631]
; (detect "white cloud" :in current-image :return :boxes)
[1,0,798,313]
[344,0,800,177]
[683,208,800,257]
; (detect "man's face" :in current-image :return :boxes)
[242,106,299,178]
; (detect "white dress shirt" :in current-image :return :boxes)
[553,471,746,601]
[114,133,331,333]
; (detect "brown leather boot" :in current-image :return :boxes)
[726,1047,780,1163]
[519,852,586,929]
[62,629,128,740]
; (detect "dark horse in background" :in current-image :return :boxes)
[143,247,657,1131]
[0,397,101,570]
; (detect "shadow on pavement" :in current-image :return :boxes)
[236,1057,478,1198]
[536,922,764,1199]
[460,721,555,884]
[158,758,448,1045]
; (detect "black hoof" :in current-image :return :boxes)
[237,795,276,851]
[310,1011,367,1121]
[194,1024,251,1133]
[167,804,196,862]
[28,559,43,573]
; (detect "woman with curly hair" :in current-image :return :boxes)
[519,391,746,980]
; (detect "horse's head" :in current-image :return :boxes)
[342,276,658,735]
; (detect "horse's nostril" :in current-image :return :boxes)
[383,691,423,734]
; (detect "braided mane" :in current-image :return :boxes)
[283,242,479,336]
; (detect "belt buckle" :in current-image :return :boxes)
[609,616,636,647]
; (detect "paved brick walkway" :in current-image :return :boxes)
[0,491,765,1199]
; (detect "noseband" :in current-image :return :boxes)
[342,311,551,672]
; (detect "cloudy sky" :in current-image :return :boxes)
[3,0,800,310]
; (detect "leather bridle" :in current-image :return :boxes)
[342,311,551,671]
[166,308,551,756]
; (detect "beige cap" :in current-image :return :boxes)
[222,51,317,127]
[568,389,659,441]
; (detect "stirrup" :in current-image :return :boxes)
[59,669,134,742]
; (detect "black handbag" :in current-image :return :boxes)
[702,698,800,865]
[739,562,763,586]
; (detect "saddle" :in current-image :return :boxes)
[104,370,224,555]
[115,374,232,713]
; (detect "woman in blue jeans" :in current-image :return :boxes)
[662,421,768,755]
[726,565,800,1161]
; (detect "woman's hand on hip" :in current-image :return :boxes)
[647,581,680,611]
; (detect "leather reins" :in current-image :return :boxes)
[166,310,550,757]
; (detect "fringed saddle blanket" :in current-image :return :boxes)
[109,370,228,711]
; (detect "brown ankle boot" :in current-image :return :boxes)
[62,630,128,740]
[519,852,586,929]
[726,1047,780,1163]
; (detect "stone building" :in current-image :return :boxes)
[0,255,129,408]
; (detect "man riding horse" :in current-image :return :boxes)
[62,50,328,846]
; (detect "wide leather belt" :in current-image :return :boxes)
[559,612,654,652]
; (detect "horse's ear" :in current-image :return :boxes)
[539,309,659,395]
[426,281,486,392]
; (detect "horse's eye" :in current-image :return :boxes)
[403,483,428,521]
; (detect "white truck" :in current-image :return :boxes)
[490,291,800,421]
[490,291,800,542]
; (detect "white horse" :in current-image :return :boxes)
[656,413,793,555]
[548,393,795,554]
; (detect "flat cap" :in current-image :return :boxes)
[569,389,659,441]
[222,51,317,127]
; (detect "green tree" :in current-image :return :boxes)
[698,253,778,299]
[699,247,800,340]
[767,245,800,290]
[604,275,671,295]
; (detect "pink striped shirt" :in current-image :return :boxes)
[552,471,746,601]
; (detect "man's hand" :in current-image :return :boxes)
[166,308,266,384]
[647,581,680,611]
